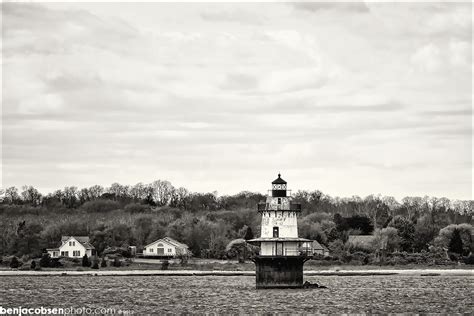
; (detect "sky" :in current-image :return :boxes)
[1,1,473,200]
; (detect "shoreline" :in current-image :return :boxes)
[0,269,472,277]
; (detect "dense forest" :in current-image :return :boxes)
[1,181,473,264]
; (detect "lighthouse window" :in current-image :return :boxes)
[273,227,279,238]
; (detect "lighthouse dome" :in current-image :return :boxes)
[272,173,287,184]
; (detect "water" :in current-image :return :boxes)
[1,275,472,314]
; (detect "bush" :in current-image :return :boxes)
[39,254,51,268]
[112,258,121,267]
[351,251,369,264]
[80,199,120,213]
[405,252,428,264]
[50,258,63,268]
[30,260,37,270]
[10,257,20,269]
[161,260,169,270]
[448,253,459,262]
[100,257,107,268]
[463,254,474,265]
[341,252,352,263]
[91,260,99,269]
[386,253,408,265]
[102,247,132,258]
[124,203,151,213]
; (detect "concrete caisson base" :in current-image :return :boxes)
[254,256,306,289]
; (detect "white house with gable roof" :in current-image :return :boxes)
[143,237,191,257]
[47,236,96,259]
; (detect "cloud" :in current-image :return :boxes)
[220,73,259,91]
[200,8,263,25]
[292,2,370,13]
[3,3,139,57]
[410,40,471,73]
[2,2,472,200]
[411,44,442,72]
[421,109,472,117]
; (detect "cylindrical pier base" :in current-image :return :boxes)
[254,256,305,289]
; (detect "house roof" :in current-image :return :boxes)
[144,237,189,249]
[163,237,189,249]
[311,240,325,250]
[301,240,329,251]
[61,236,95,249]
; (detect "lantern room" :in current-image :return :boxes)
[272,173,287,197]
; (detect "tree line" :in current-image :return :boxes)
[0,181,472,262]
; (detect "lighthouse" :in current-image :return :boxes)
[249,174,311,288]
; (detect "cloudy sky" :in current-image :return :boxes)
[2,1,472,200]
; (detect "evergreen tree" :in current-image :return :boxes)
[9,257,20,269]
[30,260,37,270]
[448,228,463,255]
[82,254,91,267]
[244,226,254,240]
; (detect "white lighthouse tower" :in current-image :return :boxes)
[249,174,311,288]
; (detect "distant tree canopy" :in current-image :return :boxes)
[0,181,472,259]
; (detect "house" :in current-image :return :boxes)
[142,237,191,258]
[47,236,96,259]
[312,240,330,257]
[301,240,330,257]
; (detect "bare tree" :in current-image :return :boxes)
[151,180,175,206]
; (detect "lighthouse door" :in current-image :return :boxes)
[276,242,284,256]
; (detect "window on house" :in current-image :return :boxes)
[150,248,154,252]
[61,251,65,256]
[273,227,279,238]
[277,198,281,204]
[73,250,80,256]
[168,249,172,253]
[63,251,69,257]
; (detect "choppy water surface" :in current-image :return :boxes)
[1,275,472,314]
